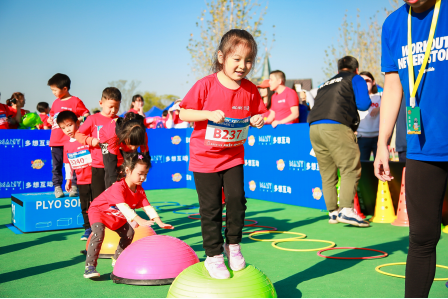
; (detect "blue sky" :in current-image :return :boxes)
[0,0,396,112]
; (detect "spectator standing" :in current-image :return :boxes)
[128,94,146,117]
[256,79,273,124]
[6,92,29,129]
[0,102,13,129]
[308,56,371,227]
[266,70,299,128]
[167,99,190,128]
[357,71,381,161]
[36,102,51,129]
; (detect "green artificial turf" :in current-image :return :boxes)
[1,188,448,298]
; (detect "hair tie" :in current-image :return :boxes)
[138,154,143,159]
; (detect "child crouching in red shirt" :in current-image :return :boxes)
[57,111,93,241]
[179,29,266,279]
[84,152,173,279]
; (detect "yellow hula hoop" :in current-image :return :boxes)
[248,231,307,242]
[272,239,336,252]
[375,262,448,281]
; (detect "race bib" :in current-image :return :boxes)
[67,149,92,169]
[52,112,60,129]
[204,116,250,148]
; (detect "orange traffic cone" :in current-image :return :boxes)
[354,192,366,219]
[371,180,397,223]
[392,168,409,226]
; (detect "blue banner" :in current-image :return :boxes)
[0,125,326,211]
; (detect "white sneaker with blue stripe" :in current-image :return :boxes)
[337,208,370,227]
[328,209,339,224]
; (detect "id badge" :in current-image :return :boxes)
[406,106,421,135]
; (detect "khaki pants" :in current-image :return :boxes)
[310,124,361,211]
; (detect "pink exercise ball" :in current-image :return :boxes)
[111,235,199,285]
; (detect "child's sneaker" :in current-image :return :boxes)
[224,243,246,271]
[54,186,64,198]
[204,254,230,279]
[328,209,339,224]
[80,228,91,241]
[83,266,100,278]
[111,257,116,267]
[69,185,79,197]
[337,207,370,227]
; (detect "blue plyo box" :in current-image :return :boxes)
[11,192,84,233]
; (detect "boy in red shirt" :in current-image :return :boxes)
[46,73,90,198]
[74,87,121,200]
[0,103,13,129]
[57,111,93,241]
[266,70,299,128]
[36,102,50,129]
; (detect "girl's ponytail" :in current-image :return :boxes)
[117,151,152,180]
[116,112,146,147]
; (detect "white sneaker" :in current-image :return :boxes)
[224,243,246,271]
[337,208,370,227]
[204,254,230,279]
[328,209,339,224]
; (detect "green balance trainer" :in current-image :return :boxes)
[167,262,277,298]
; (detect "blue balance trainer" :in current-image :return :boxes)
[11,192,84,233]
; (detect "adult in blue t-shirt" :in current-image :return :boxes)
[375,0,448,296]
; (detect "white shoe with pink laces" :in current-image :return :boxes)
[224,243,246,271]
[204,254,230,279]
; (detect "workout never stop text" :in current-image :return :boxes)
[204,116,250,147]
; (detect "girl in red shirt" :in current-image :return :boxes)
[179,29,266,279]
[100,112,149,188]
[84,152,173,279]
[6,92,29,129]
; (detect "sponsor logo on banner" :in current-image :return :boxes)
[245,159,259,167]
[31,159,45,169]
[276,159,285,171]
[312,187,323,200]
[172,173,182,182]
[0,138,23,147]
[171,136,182,145]
[257,135,291,145]
[248,135,255,146]
[259,182,272,192]
[249,180,256,191]
[288,160,319,171]
[25,181,53,188]
[0,181,23,189]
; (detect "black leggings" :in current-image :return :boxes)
[405,159,447,297]
[85,222,134,267]
[193,164,247,257]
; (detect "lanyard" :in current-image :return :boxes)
[407,0,441,108]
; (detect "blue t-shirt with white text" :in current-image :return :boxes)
[382,2,448,161]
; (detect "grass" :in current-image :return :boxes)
[1,188,448,298]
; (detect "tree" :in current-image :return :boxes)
[142,92,179,112]
[187,0,274,80]
[108,80,141,114]
[322,0,400,87]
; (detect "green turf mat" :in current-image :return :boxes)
[1,188,447,297]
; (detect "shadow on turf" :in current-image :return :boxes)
[0,230,80,255]
[0,255,86,284]
[273,236,409,298]
[0,204,11,210]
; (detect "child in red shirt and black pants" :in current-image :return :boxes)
[179,29,266,279]
[83,153,173,279]
[56,111,94,241]
[74,87,121,200]
[47,73,90,198]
